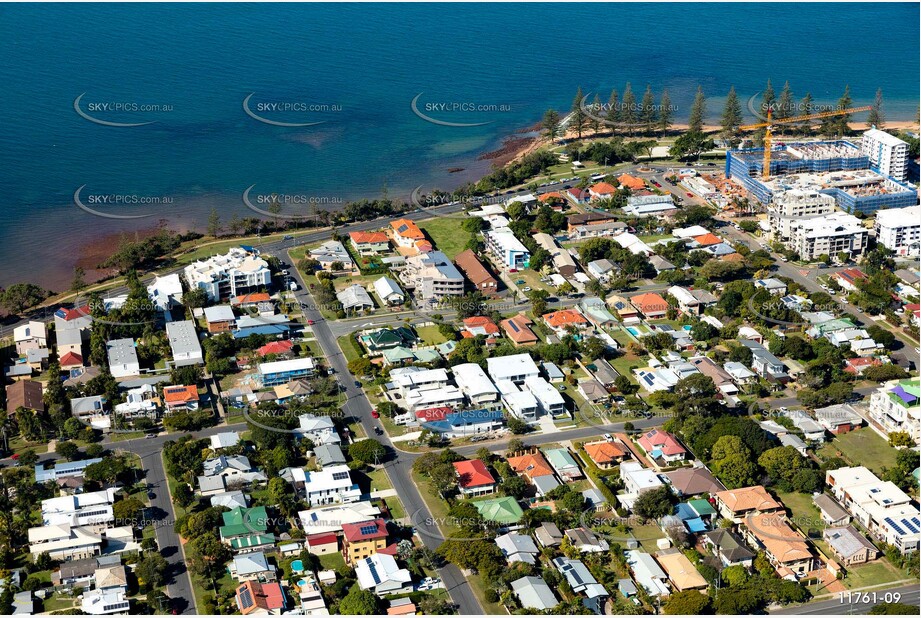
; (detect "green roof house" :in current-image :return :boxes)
[220,506,269,540]
[474,497,524,525]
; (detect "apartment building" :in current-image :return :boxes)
[452,363,499,406]
[826,466,920,554]
[399,250,464,300]
[258,357,316,387]
[184,248,272,301]
[861,128,909,181]
[875,206,921,257]
[484,228,530,270]
[867,379,920,444]
[767,189,837,242]
[165,319,204,367]
[787,211,868,261]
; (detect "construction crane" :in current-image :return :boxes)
[740,106,872,177]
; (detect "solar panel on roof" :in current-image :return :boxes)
[359,524,379,536]
[902,519,919,534]
[885,517,906,535]
[332,471,349,481]
[239,588,254,608]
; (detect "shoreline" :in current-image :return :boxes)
[16,117,921,293]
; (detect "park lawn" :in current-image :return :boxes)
[816,428,898,475]
[420,217,469,259]
[414,325,447,346]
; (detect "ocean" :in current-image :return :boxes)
[0,2,918,290]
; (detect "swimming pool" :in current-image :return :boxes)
[682,325,693,332]
[291,559,304,573]
[626,327,640,336]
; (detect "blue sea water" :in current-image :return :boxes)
[0,2,918,288]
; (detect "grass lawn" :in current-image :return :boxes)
[778,491,825,537]
[609,354,645,382]
[319,551,346,573]
[337,334,363,364]
[364,466,394,493]
[840,558,909,590]
[420,217,468,259]
[633,522,667,552]
[384,496,406,521]
[190,569,234,613]
[42,595,78,612]
[513,268,553,293]
[414,324,447,346]
[410,470,458,538]
[467,572,506,616]
[815,428,898,475]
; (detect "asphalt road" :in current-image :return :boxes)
[770,583,920,615]
[286,253,486,615]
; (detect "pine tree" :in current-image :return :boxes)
[588,93,602,135]
[640,85,657,133]
[605,89,620,133]
[762,79,776,117]
[721,86,743,143]
[542,109,562,142]
[658,90,673,135]
[798,92,814,134]
[207,207,222,237]
[571,86,586,139]
[70,267,86,293]
[688,86,706,133]
[867,88,884,129]
[834,85,853,136]
[775,81,794,135]
[621,83,637,133]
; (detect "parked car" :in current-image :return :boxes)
[371,409,380,419]
[522,287,532,292]
[686,192,694,198]
[306,319,315,325]
[283,235,294,240]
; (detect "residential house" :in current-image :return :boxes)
[6,379,44,414]
[832,268,868,292]
[204,305,237,333]
[28,525,103,561]
[337,284,374,313]
[453,459,497,497]
[630,293,669,319]
[637,430,687,463]
[583,440,629,469]
[742,512,816,579]
[814,404,863,434]
[349,231,390,255]
[507,452,556,485]
[656,549,708,591]
[755,278,788,296]
[533,232,579,277]
[714,486,783,524]
[341,518,388,565]
[668,286,717,316]
[390,218,425,248]
[163,384,199,414]
[868,379,919,443]
[534,522,564,548]
[355,553,412,595]
[69,395,109,432]
[500,313,538,346]
[454,249,499,296]
[739,339,789,384]
[14,321,47,355]
[525,376,566,416]
[689,356,739,398]
[461,316,500,341]
[235,581,286,615]
[259,357,315,387]
[823,526,879,566]
[587,258,617,281]
[577,378,609,403]
[663,466,725,497]
[309,240,356,272]
[552,557,609,614]
[701,529,756,568]
[229,551,276,582]
[511,576,558,611]
[543,448,582,482]
[106,339,140,379]
[373,276,405,305]
[588,182,617,200]
[625,550,670,598]
[606,294,640,323]
[542,309,590,335]
[618,461,664,510]
[289,465,361,506]
[487,353,539,384]
[496,532,540,565]
[565,527,609,553]
[484,228,530,270]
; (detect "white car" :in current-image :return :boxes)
[522,286,532,292]
[603,433,613,442]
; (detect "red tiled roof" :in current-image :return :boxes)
[454,249,496,288]
[342,518,387,542]
[590,182,617,196]
[543,309,589,328]
[350,231,388,244]
[507,452,554,479]
[57,306,90,321]
[463,316,500,334]
[306,532,338,547]
[59,351,83,367]
[638,429,686,456]
[415,239,434,252]
[237,581,285,614]
[584,441,627,464]
[163,385,198,404]
[538,191,564,202]
[378,543,400,556]
[391,218,424,240]
[453,459,496,488]
[617,174,646,190]
[233,292,271,305]
[501,313,538,344]
[630,292,669,314]
[836,268,868,285]
[257,340,294,357]
[692,233,723,246]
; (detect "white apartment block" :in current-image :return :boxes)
[868,379,920,444]
[399,250,464,300]
[484,229,530,270]
[826,466,920,554]
[295,465,362,506]
[861,128,909,181]
[497,380,540,422]
[787,211,868,261]
[452,363,500,406]
[28,525,103,561]
[767,189,837,242]
[875,206,921,257]
[41,488,117,530]
[183,248,272,301]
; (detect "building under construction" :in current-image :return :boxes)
[726,139,917,213]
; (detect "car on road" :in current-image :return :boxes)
[289,281,299,291]
[146,433,157,439]
[374,427,383,435]
[354,380,361,388]
[283,235,294,240]
[686,192,694,198]
[371,409,380,419]
[306,319,315,325]
[148,491,156,499]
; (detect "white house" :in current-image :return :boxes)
[106,339,140,379]
[14,321,47,355]
[354,553,412,595]
[452,363,499,406]
[487,353,540,385]
[373,276,405,305]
